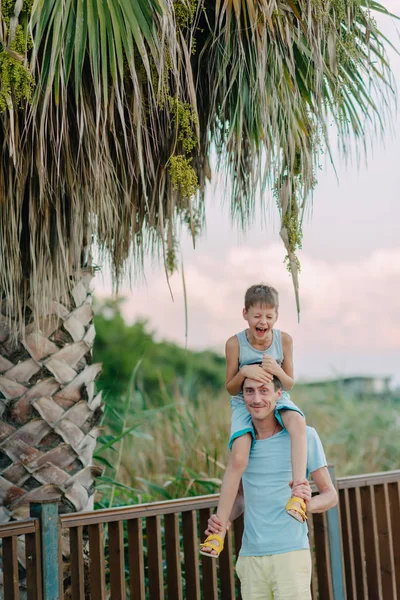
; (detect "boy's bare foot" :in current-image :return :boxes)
[286,479,311,522]
[200,538,221,556]
[287,498,305,522]
[199,533,225,558]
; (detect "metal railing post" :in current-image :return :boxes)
[327,466,346,600]
[30,500,60,600]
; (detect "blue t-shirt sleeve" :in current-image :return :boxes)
[306,427,328,474]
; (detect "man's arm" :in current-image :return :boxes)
[205,485,244,535]
[229,482,245,522]
[307,466,338,513]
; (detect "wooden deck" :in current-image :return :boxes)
[1,469,400,599]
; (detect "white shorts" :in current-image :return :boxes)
[236,549,312,600]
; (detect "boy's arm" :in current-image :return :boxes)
[307,467,338,513]
[262,332,295,391]
[226,336,272,395]
[225,336,244,395]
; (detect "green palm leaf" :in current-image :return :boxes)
[0,0,398,325]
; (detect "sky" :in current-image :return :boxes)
[94,4,400,387]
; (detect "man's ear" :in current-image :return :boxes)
[277,387,282,399]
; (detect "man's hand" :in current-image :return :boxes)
[290,479,312,503]
[205,513,231,536]
[308,467,338,513]
[261,355,280,376]
[240,364,273,384]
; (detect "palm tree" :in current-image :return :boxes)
[0,0,397,525]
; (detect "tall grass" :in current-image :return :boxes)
[95,381,400,508]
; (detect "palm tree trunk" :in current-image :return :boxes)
[0,268,102,523]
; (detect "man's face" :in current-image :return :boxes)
[243,378,282,420]
[243,303,278,341]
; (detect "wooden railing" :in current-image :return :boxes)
[0,518,41,599]
[338,471,400,600]
[1,469,400,599]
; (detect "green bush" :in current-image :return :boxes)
[95,371,400,508]
[93,298,226,406]
[93,302,400,507]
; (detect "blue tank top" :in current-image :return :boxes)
[236,328,284,369]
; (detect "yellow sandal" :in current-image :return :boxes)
[199,534,224,558]
[286,496,307,523]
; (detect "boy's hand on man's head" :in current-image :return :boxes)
[240,364,273,384]
[261,355,280,376]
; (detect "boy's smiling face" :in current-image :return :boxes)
[243,303,278,341]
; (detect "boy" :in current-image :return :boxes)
[200,284,307,557]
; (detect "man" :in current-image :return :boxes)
[206,376,338,599]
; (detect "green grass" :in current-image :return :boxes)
[95,381,400,509]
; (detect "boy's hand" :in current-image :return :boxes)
[240,364,273,384]
[205,513,230,535]
[262,355,280,376]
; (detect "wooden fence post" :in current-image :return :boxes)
[327,466,346,600]
[30,500,61,600]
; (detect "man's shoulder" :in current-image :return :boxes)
[306,426,322,444]
[306,425,317,435]
[305,426,328,472]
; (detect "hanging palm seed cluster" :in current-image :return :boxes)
[0,0,397,528]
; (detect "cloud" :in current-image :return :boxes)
[94,245,400,377]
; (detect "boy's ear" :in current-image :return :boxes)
[242,308,248,321]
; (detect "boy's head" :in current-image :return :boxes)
[244,284,279,311]
[243,284,279,339]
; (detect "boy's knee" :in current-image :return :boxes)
[285,411,306,433]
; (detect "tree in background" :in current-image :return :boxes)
[94,298,225,405]
[0,0,398,531]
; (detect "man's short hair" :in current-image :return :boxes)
[242,362,283,391]
[244,284,279,311]
[271,375,283,391]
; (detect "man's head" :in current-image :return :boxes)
[243,284,279,341]
[243,376,282,423]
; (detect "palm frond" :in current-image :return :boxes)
[0,0,398,328]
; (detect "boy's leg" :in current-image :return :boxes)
[280,410,307,519]
[201,434,251,555]
[271,549,312,599]
[236,556,273,600]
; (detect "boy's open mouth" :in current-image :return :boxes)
[255,327,267,335]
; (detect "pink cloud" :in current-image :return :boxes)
[94,245,400,365]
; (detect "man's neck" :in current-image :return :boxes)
[253,415,282,440]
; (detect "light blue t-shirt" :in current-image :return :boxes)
[240,426,327,556]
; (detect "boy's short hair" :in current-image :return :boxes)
[244,284,279,311]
